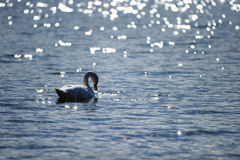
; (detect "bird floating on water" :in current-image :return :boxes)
[54,71,98,101]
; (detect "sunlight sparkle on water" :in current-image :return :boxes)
[102,48,116,54]
[74,26,80,30]
[0,3,5,7]
[24,9,29,14]
[24,54,33,60]
[36,89,44,93]
[36,2,48,8]
[1,0,240,159]
[113,26,118,31]
[85,30,92,36]
[90,47,101,54]
[14,54,21,59]
[177,130,182,136]
[60,72,65,77]
[65,105,70,109]
[173,31,179,35]
[43,23,51,27]
[154,41,163,48]
[58,2,73,12]
[36,48,43,53]
[33,15,41,21]
[76,68,82,72]
[58,40,72,46]
[117,35,127,39]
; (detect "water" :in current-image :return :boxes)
[1,0,240,159]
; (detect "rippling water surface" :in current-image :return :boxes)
[1,0,240,159]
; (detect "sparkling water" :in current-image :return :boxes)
[0,0,240,159]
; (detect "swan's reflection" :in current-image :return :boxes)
[56,97,98,104]
[56,97,99,112]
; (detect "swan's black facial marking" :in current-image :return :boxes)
[94,83,97,91]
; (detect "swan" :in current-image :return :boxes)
[54,71,98,100]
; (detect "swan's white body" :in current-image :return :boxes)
[54,72,98,100]
[55,85,95,99]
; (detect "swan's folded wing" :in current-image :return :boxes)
[54,85,94,99]
[54,88,67,99]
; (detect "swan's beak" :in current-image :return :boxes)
[94,84,97,91]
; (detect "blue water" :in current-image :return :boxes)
[1,0,240,159]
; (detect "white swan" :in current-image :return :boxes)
[54,71,98,100]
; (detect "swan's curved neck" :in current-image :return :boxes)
[83,72,94,94]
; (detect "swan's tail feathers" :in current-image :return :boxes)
[54,88,67,99]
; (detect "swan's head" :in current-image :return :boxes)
[92,76,98,91]
[84,71,98,91]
